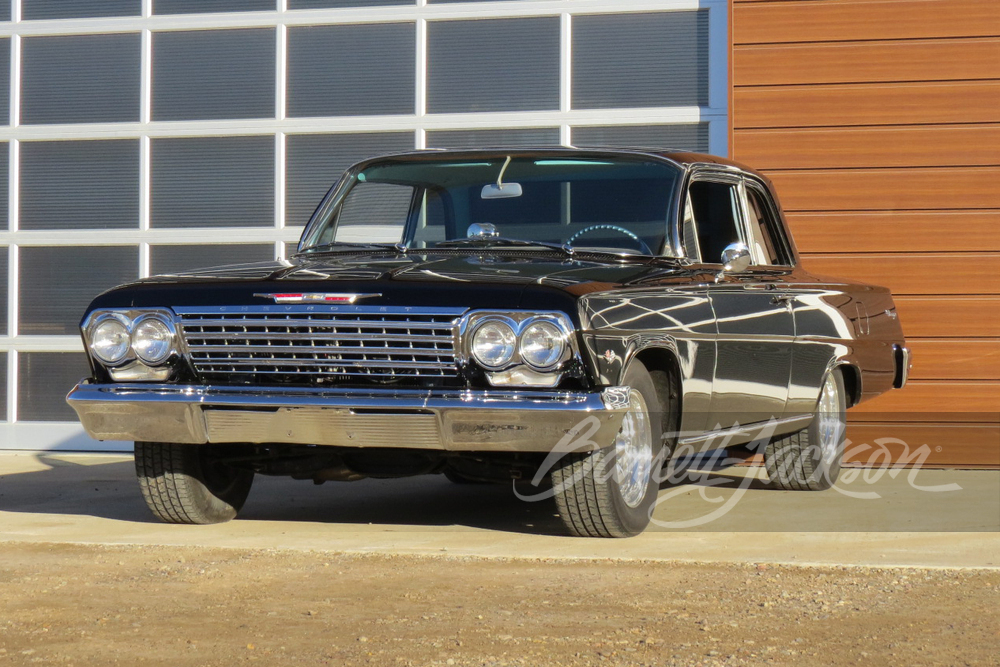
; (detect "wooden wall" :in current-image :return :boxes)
[730,0,1000,466]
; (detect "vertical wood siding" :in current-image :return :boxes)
[732,0,1000,467]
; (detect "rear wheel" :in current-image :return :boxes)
[764,369,847,491]
[551,361,665,538]
[134,442,254,524]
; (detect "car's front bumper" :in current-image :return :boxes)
[66,382,632,452]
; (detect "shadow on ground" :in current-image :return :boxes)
[1,452,997,534]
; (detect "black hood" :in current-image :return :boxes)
[88,250,689,321]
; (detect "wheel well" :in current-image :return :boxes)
[837,363,862,408]
[632,347,682,443]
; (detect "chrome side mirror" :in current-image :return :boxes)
[716,242,751,281]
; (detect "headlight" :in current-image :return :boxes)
[90,317,130,364]
[471,320,516,369]
[518,320,566,370]
[131,317,174,365]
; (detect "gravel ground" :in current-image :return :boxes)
[0,543,997,666]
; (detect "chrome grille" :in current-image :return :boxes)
[176,306,465,385]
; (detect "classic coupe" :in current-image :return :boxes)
[68,148,910,537]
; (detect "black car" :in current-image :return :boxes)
[68,148,910,537]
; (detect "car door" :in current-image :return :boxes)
[683,172,795,430]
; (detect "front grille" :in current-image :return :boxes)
[176,306,465,386]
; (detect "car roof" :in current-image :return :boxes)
[351,146,761,178]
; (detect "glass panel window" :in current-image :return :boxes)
[572,124,710,153]
[573,11,708,109]
[150,244,275,276]
[287,24,414,118]
[0,248,7,336]
[18,353,91,422]
[152,29,275,121]
[686,180,742,264]
[0,4,9,21]
[20,139,139,230]
[22,33,140,124]
[0,39,9,126]
[428,18,559,113]
[290,0,409,8]
[285,132,414,227]
[151,136,274,228]
[0,142,8,228]
[154,0,275,13]
[23,1,141,19]
[0,354,6,421]
[19,245,138,336]
[426,128,560,149]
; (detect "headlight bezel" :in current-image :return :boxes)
[82,309,180,375]
[460,311,578,383]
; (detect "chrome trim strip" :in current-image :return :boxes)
[677,414,814,447]
[173,305,468,316]
[67,383,631,453]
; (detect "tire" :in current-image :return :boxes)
[551,360,665,538]
[134,441,254,524]
[764,368,847,491]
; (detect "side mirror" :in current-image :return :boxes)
[717,242,751,280]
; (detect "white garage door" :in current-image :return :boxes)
[0,0,728,451]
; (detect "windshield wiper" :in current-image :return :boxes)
[298,241,408,254]
[434,237,574,254]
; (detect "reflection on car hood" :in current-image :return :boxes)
[91,251,692,316]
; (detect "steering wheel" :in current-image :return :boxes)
[566,225,653,255]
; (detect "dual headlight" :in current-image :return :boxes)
[467,313,573,373]
[86,311,177,368]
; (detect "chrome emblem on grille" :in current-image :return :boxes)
[253,292,382,304]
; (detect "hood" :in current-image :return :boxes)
[88,251,688,319]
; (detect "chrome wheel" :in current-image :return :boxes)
[614,388,654,508]
[816,373,844,464]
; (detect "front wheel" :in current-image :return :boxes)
[134,442,254,524]
[551,361,664,538]
[764,369,847,491]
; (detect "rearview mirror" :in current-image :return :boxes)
[481,182,523,199]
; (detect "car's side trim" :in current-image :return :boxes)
[677,414,814,448]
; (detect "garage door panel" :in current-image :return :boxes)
[849,382,1000,421]
[735,125,1000,170]
[906,340,1000,381]
[893,297,1000,338]
[800,254,1000,296]
[735,38,1000,86]
[788,211,998,254]
[734,81,1000,129]
[843,422,1000,467]
[734,0,1000,45]
[768,168,1000,211]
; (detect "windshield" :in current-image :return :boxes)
[300,155,681,256]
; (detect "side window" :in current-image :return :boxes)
[686,180,742,264]
[333,182,414,244]
[745,185,788,266]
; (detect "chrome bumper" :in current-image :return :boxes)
[66,383,631,452]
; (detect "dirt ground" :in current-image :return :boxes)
[0,543,997,667]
